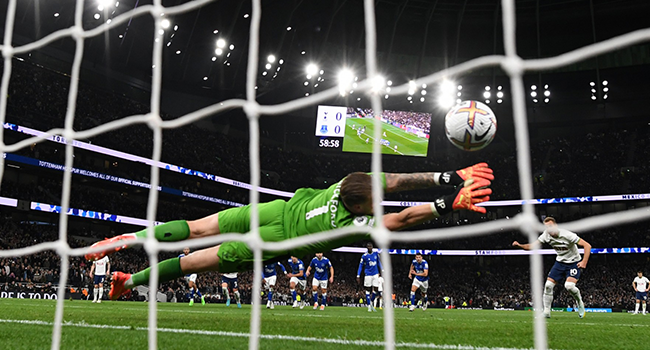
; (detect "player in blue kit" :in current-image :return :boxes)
[179,247,205,306]
[263,261,287,309]
[408,253,429,312]
[357,242,383,312]
[287,256,307,309]
[306,253,334,310]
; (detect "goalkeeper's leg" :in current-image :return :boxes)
[110,245,221,300]
[86,216,220,261]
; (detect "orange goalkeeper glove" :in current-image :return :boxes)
[432,178,492,215]
[439,162,494,186]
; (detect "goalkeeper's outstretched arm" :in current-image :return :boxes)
[384,162,494,193]
[383,178,492,231]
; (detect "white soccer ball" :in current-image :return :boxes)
[445,100,497,151]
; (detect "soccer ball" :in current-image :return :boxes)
[444,100,497,151]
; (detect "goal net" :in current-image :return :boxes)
[1,0,650,349]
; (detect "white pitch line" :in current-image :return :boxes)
[0,318,536,350]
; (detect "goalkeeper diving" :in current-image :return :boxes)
[84,164,494,300]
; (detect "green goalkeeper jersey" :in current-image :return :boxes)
[283,173,385,257]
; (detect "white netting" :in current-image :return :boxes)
[2,0,650,350]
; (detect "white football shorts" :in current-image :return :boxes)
[290,277,306,290]
[364,274,380,288]
[412,279,428,293]
[312,278,328,289]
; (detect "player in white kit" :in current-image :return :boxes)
[633,270,649,315]
[513,217,591,318]
[221,272,241,308]
[179,247,204,306]
[373,276,385,309]
[90,256,110,303]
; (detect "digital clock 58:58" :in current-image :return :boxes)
[319,138,340,148]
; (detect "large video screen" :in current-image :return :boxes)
[315,105,431,157]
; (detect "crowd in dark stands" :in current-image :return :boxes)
[1,59,650,310]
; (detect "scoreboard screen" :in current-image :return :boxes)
[315,105,431,157]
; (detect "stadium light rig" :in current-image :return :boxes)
[337,69,354,96]
[496,85,504,104]
[437,79,456,109]
[305,63,319,78]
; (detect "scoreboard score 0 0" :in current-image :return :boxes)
[315,105,346,137]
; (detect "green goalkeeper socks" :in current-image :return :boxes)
[131,257,184,287]
[132,220,190,242]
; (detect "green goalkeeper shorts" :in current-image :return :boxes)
[216,200,288,272]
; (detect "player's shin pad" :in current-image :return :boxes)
[432,178,492,215]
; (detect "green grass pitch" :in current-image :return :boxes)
[1,299,648,349]
[341,118,429,157]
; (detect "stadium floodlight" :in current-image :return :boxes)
[437,94,455,109]
[303,81,309,86]
[387,80,393,86]
[485,86,491,91]
[93,13,101,20]
[287,27,292,31]
[485,99,490,104]
[407,96,412,101]
[420,97,425,102]
[267,54,276,63]
[215,48,223,56]
[175,50,181,55]
[265,63,272,70]
[544,90,550,97]
[115,1,119,7]
[422,84,427,89]
[371,75,386,93]
[107,19,112,24]
[590,81,595,86]
[337,69,355,95]
[533,98,538,103]
[531,85,537,90]
[483,91,491,99]
[213,29,219,34]
[211,56,217,62]
[591,95,597,100]
[440,80,456,94]
[244,14,250,18]
[602,80,608,86]
[408,81,416,95]
[498,85,503,90]
[216,38,226,48]
[262,71,267,76]
[319,70,324,75]
[603,94,608,99]
[384,94,389,99]
[591,89,597,93]
[457,85,463,90]
[497,99,503,104]
[98,5,104,11]
[421,90,427,96]
[544,98,550,103]
[603,87,609,92]
[497,91,504,98]
[530,91,537,97]
[97,0,114,8]
[301,51,306,55]
[305,63,319,77]
[457,92,462,97]
[54,13,59,17]
[229,44,235,50]
[174,25,179,31]
[456,98,462,104]
[306,75,312,80]
[279,59,284,65]
[161,19,170,29]
[203,76,208,81]
[385,87,391,93]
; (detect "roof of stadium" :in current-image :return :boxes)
[3,0,650,129]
